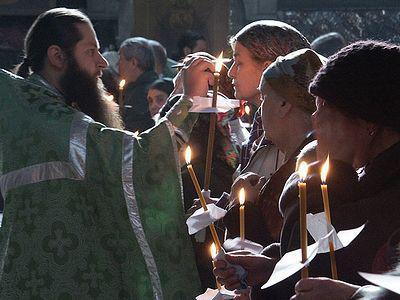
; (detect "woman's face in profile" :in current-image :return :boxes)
[312,97,373,166]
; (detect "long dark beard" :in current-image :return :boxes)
[60,56,124,129]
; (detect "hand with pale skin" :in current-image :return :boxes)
[213,251,276,291]
[182,57,215,98]
[229,172,266,206]
[290,278,360,300]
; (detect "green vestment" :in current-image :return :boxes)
[0,69,201,299]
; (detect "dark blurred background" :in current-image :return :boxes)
[1,0,399,70]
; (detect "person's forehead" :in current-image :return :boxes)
[232,42,249,58]
[75,23,100,48]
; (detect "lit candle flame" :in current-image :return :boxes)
[298,161,309,182]
[239,187,245,205]
[185,146,192,165]
[215,52,224,73]
[210,242,217,259]
[244,104,251,115]
[119,79,126,90]
[321,155,330,184]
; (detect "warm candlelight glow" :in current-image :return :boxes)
[215,52,224,73]
[239,187,246,241]
[298,161,308,182]
[185,146,192,164]
[119,79,126,90]
[210,242,217,259]
[244,104,251,115]
[239,188,245,205]
[321,155,330,183]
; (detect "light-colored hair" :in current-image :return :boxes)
[120,37,155,72]
[230,20,310,64]
[148,39,167,71]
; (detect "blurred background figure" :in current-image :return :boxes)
[147,77,174,119]
[148,39,177,78]
[172,30,208,61]
[311,32,346,57]
[101,50,120,99]
[118,36,158,132]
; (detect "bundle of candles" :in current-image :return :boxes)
[298,157,338,279]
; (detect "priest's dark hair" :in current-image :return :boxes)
[15,7,91,78]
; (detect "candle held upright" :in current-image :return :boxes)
[321,156,338,279]
[298,161,309,279]
[204,52,224,191]
[210,243,221,290]
[239,188,245,241]
[185,146,221,250]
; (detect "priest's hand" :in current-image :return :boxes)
[229,172,266,207]
[290,277,360,300]
[182,57,214,98]
[213,251,276,290]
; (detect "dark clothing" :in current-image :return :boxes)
[256,141,400,299]
[223,134,315,246]
[122,70,158,132]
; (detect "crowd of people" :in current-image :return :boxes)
[0,6,399,300]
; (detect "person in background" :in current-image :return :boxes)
[101,50,119,99]
[148,39,177,78]
[118,37,158,132]
[147,77,174,119]
[173,30,207,61]
[311,32,346,57]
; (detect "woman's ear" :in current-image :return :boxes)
[278,99,292,118]
[47,45,67,69]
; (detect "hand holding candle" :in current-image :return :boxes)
[204,52,224,191]
[185,146,221,250]
[321,156,338,279]
[298,161,309,279]
[239,188,245,241]
[210,242,222,290]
